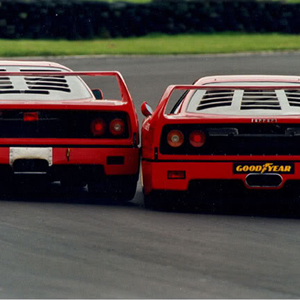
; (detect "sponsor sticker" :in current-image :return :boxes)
[233,162,294,174]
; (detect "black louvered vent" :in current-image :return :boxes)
[0,90,49,95]
[0,69,13,90]
[196,90,234,110]
[285,90,300,107]
[241,90,280,110]
[21,69,71,93]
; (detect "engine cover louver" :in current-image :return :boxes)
[0,68,94,100]
[196,90,234,110]
[241,90,281,110]
[0,69,71,94]
[0,70,13,90]
[285,90,300,107]
[21,69,71,93]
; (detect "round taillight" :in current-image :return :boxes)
[91,119,106,136]
[167,130,184,147]
[189,130,206,147]
[110,118,125,136]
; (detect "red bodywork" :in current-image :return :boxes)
[141,75,300,196]
[0,61,139,195]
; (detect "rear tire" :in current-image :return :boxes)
[144,190,174,211]
[60,178,86,189]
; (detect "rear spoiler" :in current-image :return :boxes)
[155,84,300,117]
[0,70,133,104]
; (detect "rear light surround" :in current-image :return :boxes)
[167,130,184,147]
[189,130,206,147]
[161,124,209,154]
[0,109,130,139]
[110,118,125,136]
[91,118,106,136]
[23,112,39,122]
[165,127,206,150]
[161,123,300,155]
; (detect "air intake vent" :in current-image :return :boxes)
[0,90,49,95]
[285,90,300,107]
[22,69,70,93]
[241,90,280,110]
[20,69,62,72]
[196,90,234,111]
[0,76,13,90]
[0,69,12,90]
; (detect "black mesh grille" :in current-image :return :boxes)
[160,124,300,155]
[0,110,129,139]
[13,159,49,173]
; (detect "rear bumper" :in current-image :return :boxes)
[0,146,140,180]
[142,159,300,195]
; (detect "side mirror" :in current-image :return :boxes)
[141,101,153,117]
[92,89,104,100]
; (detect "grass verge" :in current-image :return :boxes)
[87,0,300,3]
[1,33,300,57]
[96,0,151,2]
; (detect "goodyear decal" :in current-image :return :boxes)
[233,162,294,174]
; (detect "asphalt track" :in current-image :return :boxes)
[1,53,300,298]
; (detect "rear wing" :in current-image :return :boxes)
[0,70,133,104]
[154,84,300,117]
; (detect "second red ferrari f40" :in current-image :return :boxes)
[141,75,300,207]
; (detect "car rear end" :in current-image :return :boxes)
[141,76,300,199]
[0,62,139,199]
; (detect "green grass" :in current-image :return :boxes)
[88,0,300,2]
[90,0,300,3]
[1,33,300,57]
[87,0,151,2]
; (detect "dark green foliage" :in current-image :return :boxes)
[0,0,299,39]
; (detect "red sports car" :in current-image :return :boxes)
[0,60,139,200]
[141,75,300,207]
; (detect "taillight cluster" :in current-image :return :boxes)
[167,130,184,147]
[110,118,125,136]
[91,119,106,136]
[167,129,206,148]
[91,118,125,137]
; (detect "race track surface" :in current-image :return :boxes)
[1,53,300,298]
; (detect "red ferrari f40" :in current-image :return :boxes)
[141,75,300,207]
[0,60,139,201]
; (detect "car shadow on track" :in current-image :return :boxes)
[0,181,139,208]
[144,186,300,219]
[1,180,300,219]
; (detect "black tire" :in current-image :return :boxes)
[88,175,138,202]
[144,190,174,211]
[60,178,86,189]
[11,176,51,196]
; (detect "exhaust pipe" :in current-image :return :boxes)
[245,173,283,188]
